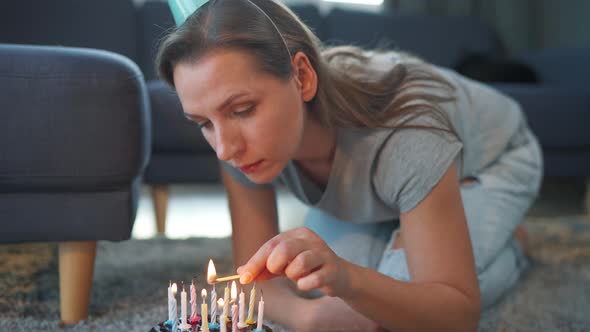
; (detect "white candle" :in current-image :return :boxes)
[181,285,188,325]
[222,284,230,320]
[218,298,226,332]
[190,281,198,321]
[230,281,238,332]
[167,283,172,322]
[210,286,217,324]
[169,283,178,323]
[256,294,265,331]
[247,284,256,322]
[238,289,246,327]
[201,289,210,332]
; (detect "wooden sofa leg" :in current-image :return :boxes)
[59,241,97,325]
[151,184,170,235]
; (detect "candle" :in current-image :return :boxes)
[231,281,238,332]
[210,285,218,324]
[247,283,256,322]
[169,283,178,323]
[167,282,172,322]
[232,303,238,332]
[256,293,265,331]
[201,289,210,332]
[181,284,188,326]
[222,283,230,320]
[238,288,246,327]
[218,298,226,332]
[190,280,198,321]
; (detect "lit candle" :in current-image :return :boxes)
[190,280,198,322]
[169,283,178,323]
[238,288,247,328]
[201,289,210,332]
[218,298,226,332]
[231,281,238,332]
[247,283,256,323]
[256,292,265,331]
[181,283,188,326]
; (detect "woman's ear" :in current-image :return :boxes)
[292,51,318,102]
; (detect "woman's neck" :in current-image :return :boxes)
[293,114,337,188]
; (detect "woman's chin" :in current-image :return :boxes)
[244,161,283,185]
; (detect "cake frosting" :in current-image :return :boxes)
[148,315,272,332]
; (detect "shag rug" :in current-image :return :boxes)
[1,216,589,332]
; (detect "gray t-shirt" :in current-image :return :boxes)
[222,65,527,223]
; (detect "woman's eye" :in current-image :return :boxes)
[198,120,212,129]
[234,106,255,117]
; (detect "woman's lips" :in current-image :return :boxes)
[238,160,263,174]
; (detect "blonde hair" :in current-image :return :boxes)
[156,0,457,134]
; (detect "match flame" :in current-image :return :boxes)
[207,259,217,284]
[218,298,224,307]
[230,281,237,301]
[201,288,207,298]
[171,282,178,294]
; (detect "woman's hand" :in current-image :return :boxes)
[237,227,351,297]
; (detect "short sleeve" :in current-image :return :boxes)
[220,161,272,189]
[373,115,463,213]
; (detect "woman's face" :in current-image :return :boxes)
[173,49,315,184]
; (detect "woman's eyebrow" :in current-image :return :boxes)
[183,113,204,121]
[217,91,250,112]
[183,91,251,120]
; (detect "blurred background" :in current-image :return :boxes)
[1,0,588,240]
[129,0,590,239]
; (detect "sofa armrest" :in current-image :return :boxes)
[0,44,151,191]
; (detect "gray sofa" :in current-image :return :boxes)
[0,44,150,323]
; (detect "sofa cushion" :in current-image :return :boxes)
[148,80,213,153]
[515,47,590,86]
[326,9,503,67]
[494,84,590,150]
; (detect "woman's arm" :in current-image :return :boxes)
[221,167,310,329]
[336,161,480,331]
[238,162,480,331]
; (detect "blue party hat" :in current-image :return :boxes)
[167,0,208,26]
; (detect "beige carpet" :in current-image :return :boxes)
[1,214,590,331]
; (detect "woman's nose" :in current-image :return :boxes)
[214,126,243,162]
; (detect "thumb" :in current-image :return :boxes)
[238,235,283,284]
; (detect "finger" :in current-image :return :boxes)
[266,237,310,275]
[239,232,289,284]
[284,249,323,281]
[237,266,276,282]
[296,266,337,295]
[254,269,276,282]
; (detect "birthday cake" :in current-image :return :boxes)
[148,316,273,332]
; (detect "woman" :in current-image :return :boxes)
[156,0,542,330]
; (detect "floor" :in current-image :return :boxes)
[132,178,589,239]
[132,184,310,239]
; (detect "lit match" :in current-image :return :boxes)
[207,259,241,284]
